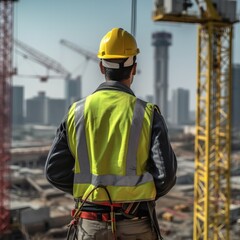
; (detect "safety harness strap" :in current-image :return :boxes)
[147,201,163,240]
[67,185,117,240]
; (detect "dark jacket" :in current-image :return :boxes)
[45,81,177,211]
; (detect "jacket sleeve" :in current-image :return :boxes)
[148,107,177,199]
[45,116,74,194]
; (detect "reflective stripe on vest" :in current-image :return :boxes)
[67,91,156,202]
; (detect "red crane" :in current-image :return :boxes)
[0,0,18,234]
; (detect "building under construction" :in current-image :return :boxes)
[5,131,240,239]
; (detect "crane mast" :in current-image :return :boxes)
[153,0,237,239]
[0,0,17,234]
[195,21,232,240]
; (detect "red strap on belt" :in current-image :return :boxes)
[95,202,122,208]
[79,211,111,222]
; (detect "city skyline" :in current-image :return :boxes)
[12,0,240,111]
[12,83,193,127]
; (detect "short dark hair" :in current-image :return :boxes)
[104,66,133,81]
[103,57,136,81]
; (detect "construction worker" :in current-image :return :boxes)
[45,28,177,240]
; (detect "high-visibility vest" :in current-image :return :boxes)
[66,89,156,203]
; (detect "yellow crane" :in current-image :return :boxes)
[153,0,238,239]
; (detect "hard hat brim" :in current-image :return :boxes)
[97,49,140,59]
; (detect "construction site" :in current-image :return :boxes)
[0,0,240,239]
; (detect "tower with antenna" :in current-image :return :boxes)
[152,31,172,121]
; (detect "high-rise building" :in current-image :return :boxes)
[65,75,81,109]
[232,64,240,130]
[26,92,67,126]
[171,88,190,126]
[26,92,48,125]
[152,31,172,121]
[48,98,66,126]
[12,86,24,125]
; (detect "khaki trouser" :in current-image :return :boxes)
[78,217,158,240]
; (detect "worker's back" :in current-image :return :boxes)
[85,89,137,173]
[67,87,156,202]
[45,28,177,240]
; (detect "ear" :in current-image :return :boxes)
[132,63,137,75]
[99,61,105,74]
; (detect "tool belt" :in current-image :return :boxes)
[78,211,121,222]
[71,208,148,222]
[67,185,163,240]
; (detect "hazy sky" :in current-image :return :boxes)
[13,0,240,110]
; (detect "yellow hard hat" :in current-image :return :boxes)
[97,28,140,59]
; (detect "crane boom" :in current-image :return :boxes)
[14,39,70,76]
[60,39,99,63]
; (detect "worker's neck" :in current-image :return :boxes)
[106,79,131,88]
[119,79,131,88]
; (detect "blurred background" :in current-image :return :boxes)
[2,0,240,239]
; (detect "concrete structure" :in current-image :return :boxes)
[11,145,50,168]
[48,98,66,126]
[12,86,24,125]
[26,92,48,125]
[171,88,190,126]
[152,31,172,121]
[232,64,240,131]
[65,75,81,109]
[26,92,66,126]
